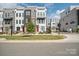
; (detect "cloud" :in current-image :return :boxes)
[56,9,65,14]
[0,3,22,8]
[49,11,61,19]
[49,9,65,19]
[49,13,60,19]
[54,15,60,19]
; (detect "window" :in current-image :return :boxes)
[26,11,30,15]
[5,21,7,24]
[0,15,1,18]
[16,20,18,24]
[42,20,43,23]
[19,20,21,24]
[37,18,45,24]
[38,12,39,16]
[66,23,68,25]
[22,13,24,17]
[7,21,10,24]
[39,19,40,23]
[37,19,45,24]
[66,12,67,14]
[8,13,10,17]
[33,10,35,16]
[37,20,39,23]
[53,23,55,25]
[43,12,45,16]
[38,12,42,16]
[40,19,42,23]
[0,14,2,18]
[19,13,21,17]
[16,13,18,17]
[41,26,45,32]
[10,13,13,17]
[42,20,45,24]
[17,27,20,31]
[5,13,7,17]
[5,20,10,24]
[40,12,42,16]
[70,21,75,24]
[22,20,24,24]
[68,10,70,13]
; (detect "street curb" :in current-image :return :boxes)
[0,39,65,43]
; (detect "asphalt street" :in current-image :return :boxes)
[0,42,79,56]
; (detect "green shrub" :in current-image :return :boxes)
[39,32,44,34]
[46,27,51,33]
[76,28,79,32]
[26,21,35,33]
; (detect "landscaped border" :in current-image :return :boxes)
[0,34,64,40]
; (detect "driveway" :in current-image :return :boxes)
[60,33,79,42]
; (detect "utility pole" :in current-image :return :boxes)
[11,19,12,36]
[58,22,61,34]
[50,19,52,33]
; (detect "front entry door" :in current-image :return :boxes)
[17,27,20,32]
[37,25,39,32]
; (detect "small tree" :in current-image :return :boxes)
[26,21,35,33]
[46,27,51,33]
[76,28,79,33]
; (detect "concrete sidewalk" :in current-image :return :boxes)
[0,39,64,43]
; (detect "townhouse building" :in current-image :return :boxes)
[60,6,79,32]
[36,7,47,32]
[14,7,24,32]
[51,16,60,32]
[3,8,15,33]
[24,6,36,33]
[0,6,47,33]
[0,9,3,32]
[46,18,52,29]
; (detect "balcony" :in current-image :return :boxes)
[3,13,14,19]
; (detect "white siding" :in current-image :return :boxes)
[0,11,3,32]
[14,9,24,32]
[36,7,47,32]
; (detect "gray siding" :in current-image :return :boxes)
[60,8,78,31]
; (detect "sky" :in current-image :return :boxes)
[0,3,79,19]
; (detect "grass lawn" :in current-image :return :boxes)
[0,35,64,40]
